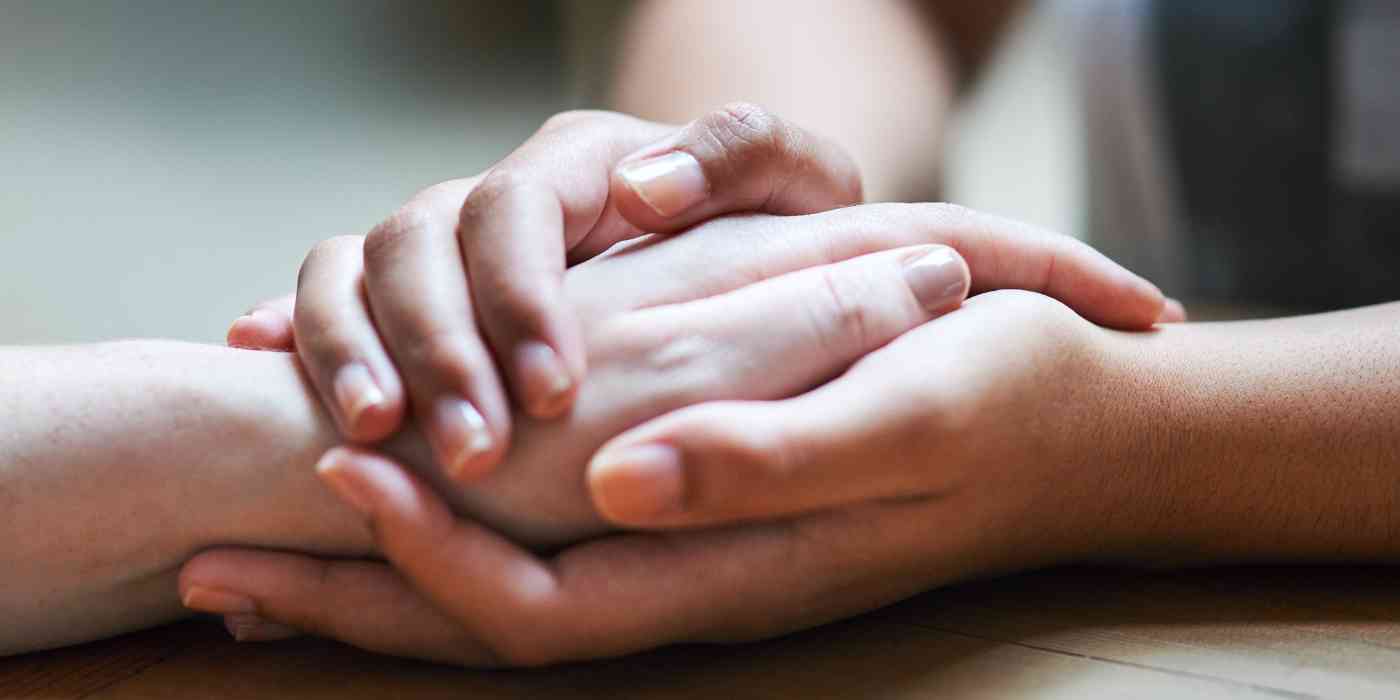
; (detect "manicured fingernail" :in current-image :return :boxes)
[333,363,385,434]
[588,443,685,522]
[182,585,256,616]
[315,448,376,516]
[433,398,495,482]
[903,246,969,314]
[224,614,297,643]
[617,151,709,217]
[516,341,574,417]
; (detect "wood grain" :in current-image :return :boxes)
[5,567,1398,698]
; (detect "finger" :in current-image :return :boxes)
[227,294,295,351]
[587,292,1054,527]
[292,236,406,443]
[453,113,671,421]
[311,447,567,661]
[609,101,862,232]
[318,447,948,662]
[1159,297,1188,323]
[362,180,510,483]
[180,549,499,665]
[609,244,969,414]
[458,173,585,419]
[463,106,862,420]
[183,448,949,666]
[581,202,1166,330]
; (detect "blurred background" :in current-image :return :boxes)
[0,0,1079,344]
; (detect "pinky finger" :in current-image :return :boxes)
[180,549,497,666]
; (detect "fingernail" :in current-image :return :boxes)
[227,309,284,349]
[333,363,385,434]
[434,398,495,481]
[315,448,376,517]
[224,614,297,643]
[516,341,574,417]
[617,151,709,218]
[903,246,970,314]
[183,585,256,616]
[588,443,685,522]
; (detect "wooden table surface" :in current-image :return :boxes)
[7,565,1400,699]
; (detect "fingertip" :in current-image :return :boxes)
[1159,297,1188,324]
[314,446,441,533]
[429,397,503,485]
[332,363,405,442]
[228,308,294,350]
[587,442,686,525]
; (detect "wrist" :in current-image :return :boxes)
[168,343,373,558]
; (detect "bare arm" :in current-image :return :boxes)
[609,0,1022,201]
[1105,303,1400,565]
[0,342,369,654]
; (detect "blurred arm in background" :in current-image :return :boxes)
[609,0,1023,202]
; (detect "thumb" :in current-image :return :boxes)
[587,386,914,529]
[610,102,863,231]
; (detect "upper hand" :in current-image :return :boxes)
[229,104,866,484]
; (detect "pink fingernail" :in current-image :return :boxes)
[617,151,709,218]
[432,398,495,482]
[902,246,969,314]
[588,443,685,522]
[515,341,574,418]
[183,585,256,616]
[315,448,376,517]
[333,363,385,434]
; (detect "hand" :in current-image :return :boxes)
[230,104,868,484]
[179,292,1149,666]
[585,289,1142,539]
[183,203,1171,664]
[236,200,1171,547]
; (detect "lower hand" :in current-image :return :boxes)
[182,287,1159,666]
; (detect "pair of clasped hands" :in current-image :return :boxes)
[179,105,1183,666]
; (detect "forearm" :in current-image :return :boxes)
[0,341,371,654]
[1102,303,1400,565]
[610,0,956,202]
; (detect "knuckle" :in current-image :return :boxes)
[702,102,800,172]
[607,315,729,406]
[538,108,610,134]
[364,203,436,265]
[724,415,799,481]
[460,167,529,225]
[811,266,876,356]
[398,329,473,382]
